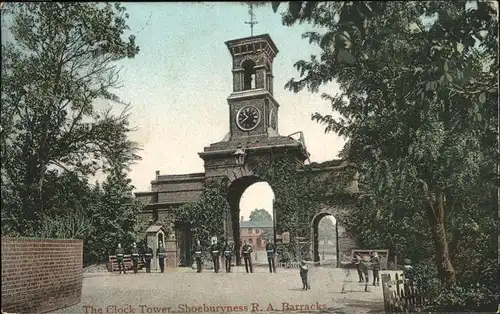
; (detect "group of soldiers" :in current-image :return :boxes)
[194,238,277,274]
[114,241,167,274]
[351,251,414,287]
[114,237,277,274]
[352,251,382,286]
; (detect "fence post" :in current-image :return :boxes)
[381,273,391,312]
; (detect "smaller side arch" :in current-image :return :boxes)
[310,211,339,267]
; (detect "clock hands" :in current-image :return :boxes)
[236,106,260,130]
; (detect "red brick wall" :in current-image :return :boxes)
[1,237,83,313]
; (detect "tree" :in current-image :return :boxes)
[1,2,140,234]
[92,165,142,256]
[249,208,273,221]
[175,179,228,248]
[273,0,497,309]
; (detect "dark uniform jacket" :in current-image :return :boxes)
[242,244,253,258]
[403,265,414,281]
[359,257,370,273]
[265,243,275,258]
[300,265,309,279]
[131,247,140,262]
[210,243,220,256]
[371,255,380,270]
[223,243,233,257]
[353,255,362,268]
[116,247,125,261]
[194,244,203,258]
[157,247,166,259]
[143,247,153,260]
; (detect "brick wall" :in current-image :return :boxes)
[1,237,83,313]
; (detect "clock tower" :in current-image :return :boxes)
[225,34,280,138]
[199,34,308,179]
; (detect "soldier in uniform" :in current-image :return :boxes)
[143,243,153,273]
[353,253,364,282]
[223,240,233,273]
[370,251,380,286]
[360,254,371,292]
[157,241,166,273]
[210,238,220,273]
[299,260,310,290]
[131,242,140,274]
[265,239,276,273]
[403,258,414,285]
[194,240,203,273]
[115,243,126,274]
[241,240,253,273]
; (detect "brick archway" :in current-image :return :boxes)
[133,34,359,268]
[226,175,275,266]
[310,211,339,267]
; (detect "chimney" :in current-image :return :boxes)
[155,170,160,178]
[241,216,244,222]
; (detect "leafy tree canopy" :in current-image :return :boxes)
[273,0,498,310]
[1,2,141,233]
[249,208,273,221]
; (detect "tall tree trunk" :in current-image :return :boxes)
[21,158,45,234]
[426,191,456,286]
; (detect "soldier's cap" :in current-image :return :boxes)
[404,258,411,265]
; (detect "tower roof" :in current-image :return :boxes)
[225,34,279,58]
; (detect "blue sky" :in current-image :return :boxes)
[5,2,344,221]
[108,2,344,221]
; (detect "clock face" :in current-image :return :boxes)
[269,108,277,130]
[236,105,261,131]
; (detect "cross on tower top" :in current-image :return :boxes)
[244,3,258,37]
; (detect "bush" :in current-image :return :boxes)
[413,262,498,312]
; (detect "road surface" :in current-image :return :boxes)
[51,266,387,314]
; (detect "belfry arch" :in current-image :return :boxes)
[241,59,256,90]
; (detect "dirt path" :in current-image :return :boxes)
[51,267,387,314]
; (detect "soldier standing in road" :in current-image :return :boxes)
[265,239,276,273]
[143,243,153,273]
[360,254,371,292]
[157,242,166,273]
[115,243,126,274]
[299,260,310,290]
[194,240,203,273]
[223,240,233,273]
[353,253,364,282]
[131,242,140,274]
[241,240,253,273]
[210,238,220,273]
[371,251,380,286]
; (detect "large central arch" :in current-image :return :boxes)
[226,175,275,266]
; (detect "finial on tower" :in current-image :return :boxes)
[244,3,258,37]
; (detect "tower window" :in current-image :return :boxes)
[242,59,256,90]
